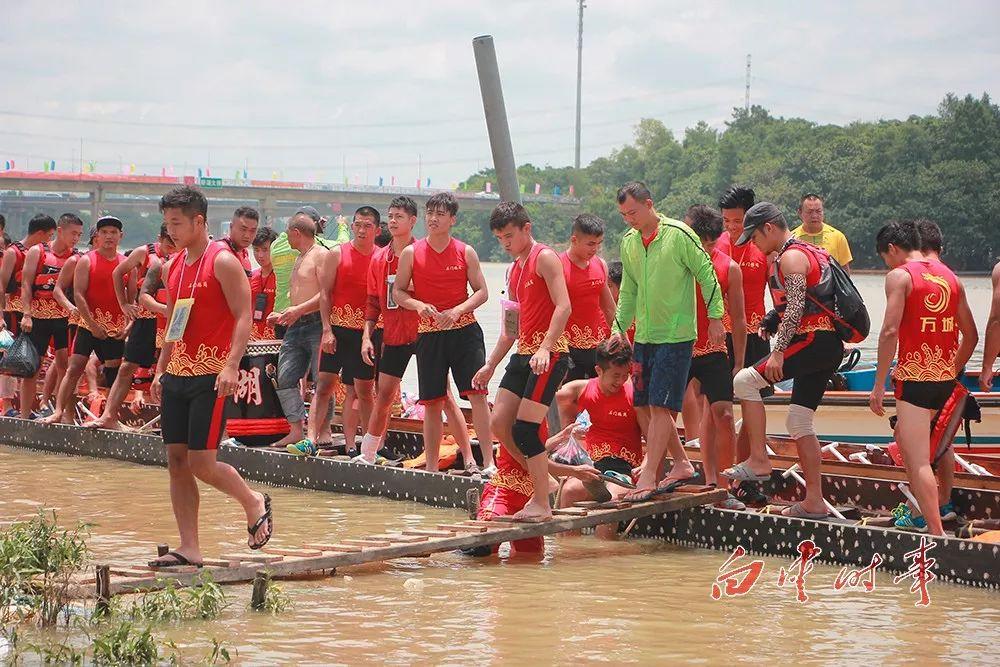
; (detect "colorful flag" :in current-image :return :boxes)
[534,183,541,195]
[197,168,203,179]
[43,161,49,172]
[569,184,575,196]
[378,176,384,187]
[554,185,561,196]
[485,182,492,193]
[243,168,248,179]
[391,176,396,186]
[426,177,431,188]
[129,164,136,174]
[50,160,56,171]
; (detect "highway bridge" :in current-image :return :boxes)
[0,171,580,237]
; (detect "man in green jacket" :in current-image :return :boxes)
[611,182,725,501]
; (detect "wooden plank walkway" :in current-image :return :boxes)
[92,487,725,597]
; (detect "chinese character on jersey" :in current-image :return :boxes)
[777,539,822,602]
[711,546,765,600]
[893,536,937,607]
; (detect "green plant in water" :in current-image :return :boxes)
[262,577,291,615]
[0,511,90,630]
[205,637,234,665]
[183,573,229,620]
[89,619,165,666]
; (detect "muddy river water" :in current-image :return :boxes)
[1,448,996,665]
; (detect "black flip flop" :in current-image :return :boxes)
[651,475,700,497]
[148,550,203,569]
[247,493,273,550]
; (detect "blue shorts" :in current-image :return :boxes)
[632,341,693,412]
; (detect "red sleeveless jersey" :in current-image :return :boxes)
[410,237,477,333]
[768,240,835,335]
[136,243,168,319]
[249,267,276,341]
[578,378,643,467]
[693,248,732,357]
[30,245,77,319]
[165,243,235,376]
[367,243,418,346]
[489,443,533,497]
[560,251,609,350]
[84,250,127,336]
[216,238,252,278]
[330,242,373,331]
[508,244,569,355]
[5,242,30,312]
[894,258,960,382]
[718,231,768,330]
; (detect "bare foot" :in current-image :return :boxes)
[512,499,552,523]
[270,431,302,449]
[82,417,122,431]
[658,460,697,487]
[40,412,68,425]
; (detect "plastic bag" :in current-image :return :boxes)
[550,411,593,466]
[0,333,41,378]
[0,329,13,351]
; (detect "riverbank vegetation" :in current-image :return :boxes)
[0,512,290,664]
[459,93,1000,271]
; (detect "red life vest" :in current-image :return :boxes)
[508,243,569,355]
[165,242,234,376]
[30,244,77,319]
[893,258,960,382]
[4,241,30,312]
[768,239,835,334]
[560,251,609,350]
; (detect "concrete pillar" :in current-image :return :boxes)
[89,186,103,224]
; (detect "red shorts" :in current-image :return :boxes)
[477,483,544,553]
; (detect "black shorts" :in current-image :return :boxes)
[72,327,125,363]
[415,322,487,403]
[319,326,376,384]
[379,341,414,380]
[895,379,956,411]
[687,352,734,404]
[4,310,22,335]
[160,373,228,450]
[124,317,157,368]
[752,330,844,411]
[728,332,773,398]
[498,352,570,407]
[565,346,599,382]
[27,317,70,357]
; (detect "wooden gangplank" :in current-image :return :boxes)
[97,488,724,596]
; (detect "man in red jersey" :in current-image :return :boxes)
[556,338,643,536]
[474,202,571,522]
[250,226,278,341]
[681,206,746,510]
[394,192,495,473]
[870,220,978,535]
[291,206,380,455]
[149,186,270,567]
[982,258,1000,393]
[356,196,474,466]
[44,216,129,425]
[84,225,176,430]
[18,214,83,419]
[560,213,616,383]
[217,206,258,279]
[0,213,57,335]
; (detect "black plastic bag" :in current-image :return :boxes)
[0,333,40,378]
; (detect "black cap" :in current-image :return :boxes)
[295,206,321,223]
[735,202,784,246]
[96,215,123,231]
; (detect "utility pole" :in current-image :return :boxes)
[574,0,586,170]
[744,53,752,112]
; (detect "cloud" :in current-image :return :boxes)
[0,0,995,184]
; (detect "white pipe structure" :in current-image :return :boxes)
[766,444,846,520]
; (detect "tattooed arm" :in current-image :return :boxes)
[773,273,806,352]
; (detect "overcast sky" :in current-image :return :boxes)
[1,0,997,188]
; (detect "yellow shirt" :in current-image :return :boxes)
[791,222,853,267]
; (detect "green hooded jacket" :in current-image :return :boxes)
[612,213,724,344]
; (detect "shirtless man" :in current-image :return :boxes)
[270,213,326,448]
[19,214,83,419]
[84,225,175,429]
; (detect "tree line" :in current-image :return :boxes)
[458,93,1000,271]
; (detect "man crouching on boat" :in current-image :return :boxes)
[869,221,977,535]
[554,337,643,538]
[723,203,844,519]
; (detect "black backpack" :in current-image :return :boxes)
[794,242,870,344]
